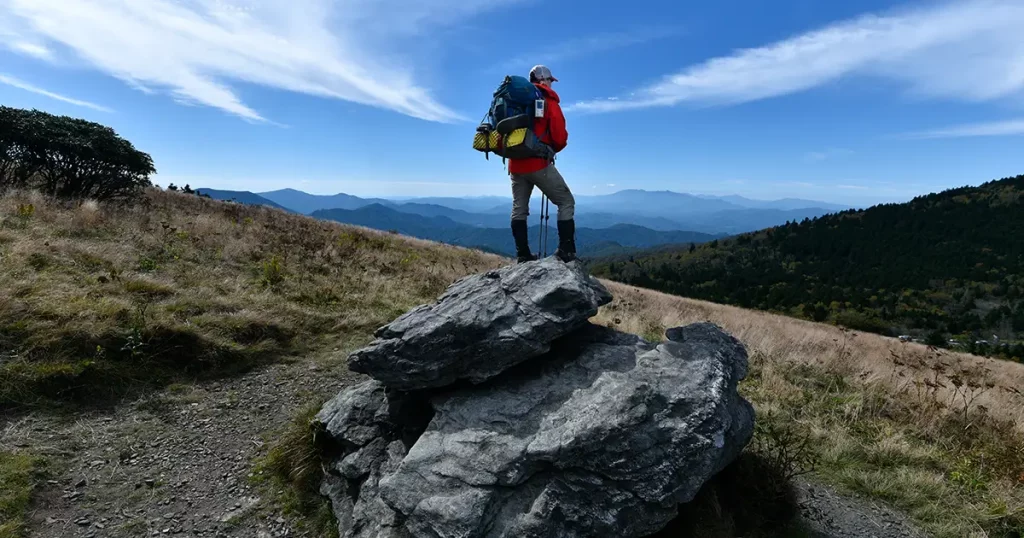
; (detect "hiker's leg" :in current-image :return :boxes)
[510,174,536,262]
[510,174,534,221]
[531,165,576,261]
[531,165,575,221]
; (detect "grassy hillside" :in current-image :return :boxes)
[592,174,1024,358]
[0,189,502,409]
[1,188,1022,537]
[592,283,1024,537]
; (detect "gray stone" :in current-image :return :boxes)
[315,380,428,538]
[320,322,754,538]
[315,381,393,448]
[347,258,612,390]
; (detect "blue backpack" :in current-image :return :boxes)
[473,75,554,162]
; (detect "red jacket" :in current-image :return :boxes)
[508,83,568,175]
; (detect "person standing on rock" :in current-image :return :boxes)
[509,65,576,264]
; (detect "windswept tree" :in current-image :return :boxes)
[0,106,155,200]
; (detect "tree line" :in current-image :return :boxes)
[590,175,1024,362]
[1,106,155,200]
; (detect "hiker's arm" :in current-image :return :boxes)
[549,100,568,152]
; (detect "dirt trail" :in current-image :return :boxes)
[3,355,925,538]
[795,479,926,538]
[3,355,357,538]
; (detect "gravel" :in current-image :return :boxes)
[3,358,360,538]
[795,479,928,538]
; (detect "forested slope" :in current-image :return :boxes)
[591,174,1024,359]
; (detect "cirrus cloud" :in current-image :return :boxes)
[569,0,1024,114]
[0,0,518,123]
[0,73,113,112]
[904,118,1024,138]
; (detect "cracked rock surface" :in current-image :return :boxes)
[346,258,612,390]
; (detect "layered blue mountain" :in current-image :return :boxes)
[197,186,843,254]
[695,194,851,212]
[258,188,394,213]
[195,189,291,211]
[251,188,841,233]
[381,196,511,214]
[311,204,719,257]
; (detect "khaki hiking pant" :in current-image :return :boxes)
[510,164,575,222]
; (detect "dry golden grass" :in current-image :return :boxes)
[0,188,504,408]
[595,281,1024,537]
[595,281,1024,428]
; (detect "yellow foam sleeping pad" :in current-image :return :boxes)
[504,128,529,148]
[473,130,501,151]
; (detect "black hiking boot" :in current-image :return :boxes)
[511,220,538,263]
[555,219,577,263]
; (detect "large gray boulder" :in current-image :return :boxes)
[319,322,754,538]
[347,258,612,390]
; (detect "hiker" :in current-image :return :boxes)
[509,65,575,263]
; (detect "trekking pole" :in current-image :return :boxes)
[537,194,547,258]
[543,196,551,257]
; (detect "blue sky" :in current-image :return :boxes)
[2,0,1023,206]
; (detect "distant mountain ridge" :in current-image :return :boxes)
[248,187,843,234]
[197,186,845,253]
[696,194,851,212]
[312,204,720,257]
[259,188,393,213]
[195,189,291,211]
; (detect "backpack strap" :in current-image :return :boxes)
[534,87,556,162]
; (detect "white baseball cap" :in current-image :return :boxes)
[529,65,558,82]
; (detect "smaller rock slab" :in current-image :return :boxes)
[347,258,612,390]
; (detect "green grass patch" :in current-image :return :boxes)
[122,278,175,298]
[252,402,338,538]
[0,451,45,538]
[70,250,111,271]
[26,253,52,271]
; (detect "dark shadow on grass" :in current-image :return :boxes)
[648,452,807,538]
[0,321,299,415]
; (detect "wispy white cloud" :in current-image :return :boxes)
[778,181,817,189]
[0,73,112,112]
[904,118,1024,138]
[805,148,854,162]
[1,0,517,123]
[11,41,51,60]
[570,0,1024,114]
[805,152,827,162]
[837,184,869,190]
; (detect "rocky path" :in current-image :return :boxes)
[795,479,927,538]
[2,353,927,538]
[2,355,359,538]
